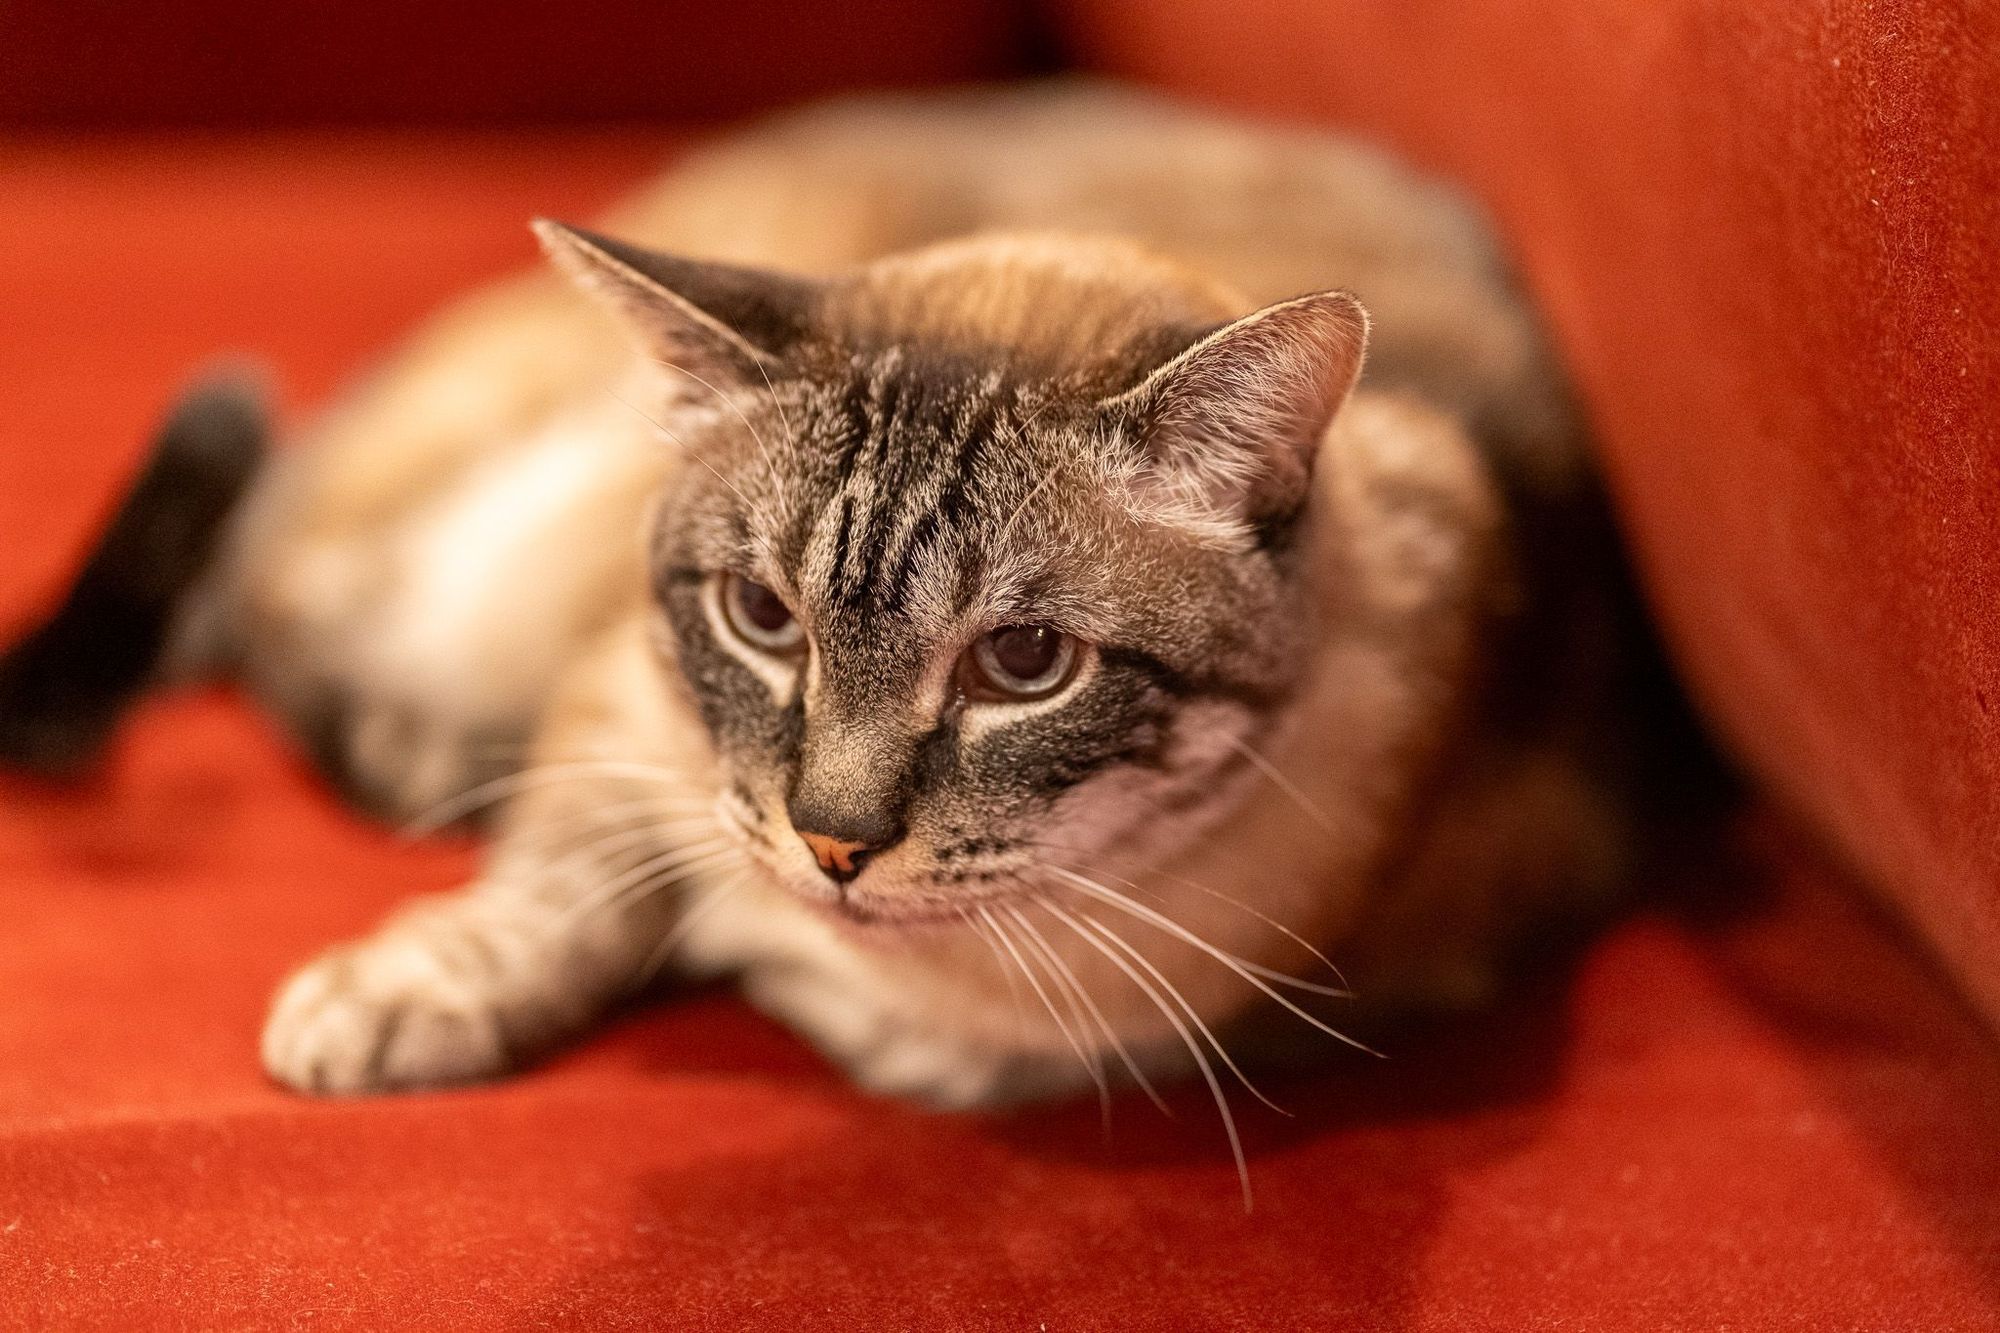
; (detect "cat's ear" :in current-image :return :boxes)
[1105,291,1369,525]
[532,220,821,381]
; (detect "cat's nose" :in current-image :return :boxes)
[798,830,876,883]
[787,777,905,883]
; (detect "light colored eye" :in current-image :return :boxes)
[720,572,805,655]
[961,625,1081,702]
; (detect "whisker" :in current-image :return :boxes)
[1068,905,1290,1117]
[535,814,721,890]
[994,906,1112,1127]
[606,386,785,568]
[653,356,781,486]
[963,911,1032,1043]
[530,799,713,858]
[1222,734,1338,836]
[631,867,750,991]
[978,906,1107,1108]
[1048,867,1380,1057]
[578,844,743,940]
[1041,898,1254,1212]
[1005,903,1171,1118]
[551,837,737,934]
[1046,850,1351,996]
[746,352,798,457]
[401,759,706,836]
[994,460,1063,550]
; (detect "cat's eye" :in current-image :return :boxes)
[720,572,806,655]
[960,625,1081,702]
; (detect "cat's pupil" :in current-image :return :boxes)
[989,626,1059,681]
[737,579,792,632]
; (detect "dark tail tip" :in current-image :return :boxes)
[0,370,270,777]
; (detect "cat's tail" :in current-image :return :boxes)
[0,370,269,776]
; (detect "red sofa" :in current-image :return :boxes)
[3,3,1996,1327]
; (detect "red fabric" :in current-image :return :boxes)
[1053,0,2000,1035]
[0,0,1031,126]
[3,131,1998,1331]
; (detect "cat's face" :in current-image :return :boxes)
[653,362,1300,921]
[538,224,1366,927]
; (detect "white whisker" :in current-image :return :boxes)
[1072,907,1289,1116]
[1051,852,1352,996]
[998,906,1112,1127]
[1041,898,1254,1212]
[653,356,781,486]
[1006,903,1171,1118]
[994,460,1063,549]
[401,758,704,836]
[631,867,750,991]
[747,351,798,456]
[536,814,721,889]
[963,911,1032,1042]
[1049,866,1380,1057]
[532,798,714,859]
[606,386,785,568]
[1223,733,1338,835]
[552,837,736,934]
[978,906,1106,1109]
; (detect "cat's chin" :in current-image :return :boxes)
[784,877,1010,938]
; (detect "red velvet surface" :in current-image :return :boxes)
[3,132,1998,1331]
[1053,0,2000,1036]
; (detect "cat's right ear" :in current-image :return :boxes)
[1100,290,1369,531]
[532,220,821,382]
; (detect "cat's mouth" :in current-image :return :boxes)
[722,806,1028,930]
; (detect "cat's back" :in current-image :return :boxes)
[621,83,1490,305]
[615,82,1577,483]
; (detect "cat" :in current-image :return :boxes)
[0,85,1687,1174]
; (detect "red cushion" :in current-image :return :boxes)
[3,131,1998,1329]
[1052,0,2000,1036]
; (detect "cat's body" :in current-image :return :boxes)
[3,85,1669,1132]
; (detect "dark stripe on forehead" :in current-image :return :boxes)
[842,370,913,608]
[936,390,996,529]
[874,383,1006,616]
[825,495,854,595]
[842,370,961,612]
[833,377,874,478]
[876,509,939,618]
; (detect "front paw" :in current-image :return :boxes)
[261,935,512,1095]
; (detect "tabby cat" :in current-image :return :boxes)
[0,85,1679,1185]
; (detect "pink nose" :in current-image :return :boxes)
[799,831,871,881]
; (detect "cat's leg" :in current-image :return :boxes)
[262,766,730,1095]
[262,607,736,1095]
[261,882,616,1095]
[261,840,681,1095]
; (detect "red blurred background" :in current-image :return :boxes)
[0,0,1037,125]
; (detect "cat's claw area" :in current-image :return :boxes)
[262,940,514,1095]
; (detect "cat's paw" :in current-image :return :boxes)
[261,936,512,1095]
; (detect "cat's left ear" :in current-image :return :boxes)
[1105,291,1369,525]
[532,220,821,382]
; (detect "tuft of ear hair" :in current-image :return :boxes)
[531,220,822,383]
[1105,290,1369,525]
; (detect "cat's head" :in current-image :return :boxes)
[538,222,1367,925]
